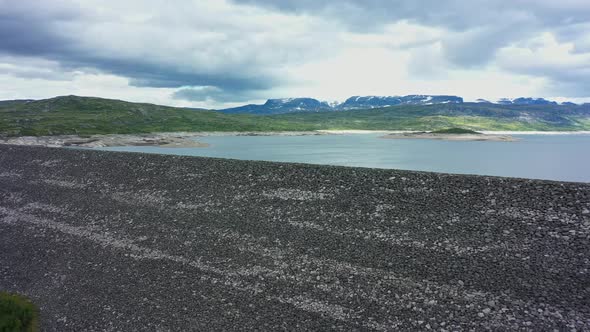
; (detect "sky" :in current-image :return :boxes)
[1,0,590,109]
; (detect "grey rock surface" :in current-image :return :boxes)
[1,145,589,331]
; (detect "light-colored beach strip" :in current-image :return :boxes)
[1,130,589,148]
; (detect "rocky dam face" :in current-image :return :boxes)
[1,145,589,331]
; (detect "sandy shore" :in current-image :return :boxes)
[380,132,519,141]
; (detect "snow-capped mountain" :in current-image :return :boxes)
[218,95,579,115]
[220,95,464,114]
[338,95,463,110]
[221,98,331,115]
[497,97,558,105]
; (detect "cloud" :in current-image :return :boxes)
[496,33,590,97]
[0,0,336,102]
[441,24,534,67]
[0,72,183,107]
[232,0,590,67]
[0,1,81,56]
[1,0,590,105]
[0,55,78,81]
[172,86,261,103]
[232,0,590,30]
[554,22,590,53]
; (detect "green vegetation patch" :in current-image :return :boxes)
[0,96,318,136]
[0,292,38,332]
[430,127,481,134]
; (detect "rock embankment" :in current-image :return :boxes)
[0,133,209,148]
[0,131,332,148]
[1,145,589,331]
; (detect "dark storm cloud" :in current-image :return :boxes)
[0,18,275,92]
[55,54,277,91]
[0,0,284,101]
[0,17,66,56]
[0,1,79,57]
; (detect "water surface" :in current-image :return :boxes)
[97,134,590,183]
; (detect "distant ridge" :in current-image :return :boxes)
[497,97,558,106]
[219,95,579,115]
[0,99,35,107]
[221,98,331,115]
[338,95,463,110]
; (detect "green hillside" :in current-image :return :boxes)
[0,96,315,136]
[1,95,589,136]
[271,103,590,131]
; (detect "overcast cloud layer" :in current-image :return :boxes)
[1,0,589,108]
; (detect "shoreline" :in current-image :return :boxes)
[480,130,590,135]
[379,132,518,142]
[1,129,589,148]
[319,129,590,135]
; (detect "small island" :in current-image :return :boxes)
[430,128,481,134]
[380,127,518,141]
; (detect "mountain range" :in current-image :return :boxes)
[1,95,590,136]
[220,95,580,115]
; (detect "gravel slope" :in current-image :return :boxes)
[0,145,589,331]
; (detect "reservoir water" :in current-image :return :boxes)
[96,134,590,183]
